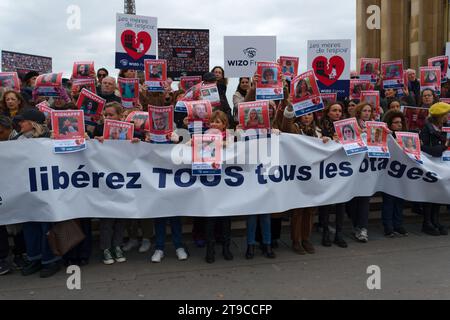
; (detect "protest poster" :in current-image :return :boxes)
[420,66,441,95]
[381,60,404,89]
[192,133,223,176]
[224,36,277,78]
[428,56,448,83]
[180,76,202,91]
[36,101,52,121]
[76,89,106,127]
[279,56,299,82]
[1,50,52,79]
[320,93,337,107]
[118,77,139,108]
[443,127,450,162]
[360,91,381,118]
[158,28,209,80]
[359,58,380,83]
[35,73,63,97]
[148,105,174,143]
[125,111,150,134]
[307,39,351,100]
[366,121,390,158]
[401,106,429,132]
[185,100,212,133]
[116,13,157,70]
[71,79,96,96]
[256,62,283,101]
[200,83,221,108]
[72,61,95,80]
[350,80,374,100]
[291,70,324,117]
[238,101,270,130]
[174,83,201,113]
[396,132,422,163]
[50,110,86,154]
[334,118,368,156]
[0,72,20,91]
[103,119,134,141]
[144,59,167,92]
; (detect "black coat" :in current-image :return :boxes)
[419,121,448,157]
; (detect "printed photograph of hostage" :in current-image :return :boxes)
[402,136,417,153]
[152,112,169,131]
[261,68,278,85]
[341,124,356,142]
[58,117,79,136]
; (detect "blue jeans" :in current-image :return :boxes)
[23,222,61,265]
[247,214,271,245]
[382,193,405,230]
[154,217,183,251]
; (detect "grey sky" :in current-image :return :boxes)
[0,0,356,100]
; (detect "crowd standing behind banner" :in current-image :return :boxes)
[0,53,449,278]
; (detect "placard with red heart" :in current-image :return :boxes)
[121,30,152,61]
[312,56,345,87]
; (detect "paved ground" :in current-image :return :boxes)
[1,211,450,300]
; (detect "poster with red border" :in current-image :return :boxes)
[359,58,380,83]
[396,132,422,163]
[360,90,381,118]
[279,56,299,82]
[148,105,174,143]
[35,73,63,97]
[256,62,283,100]
[291,70,324,117]
[50,110,86,153]
[36,101,52,120]
[103,119,134,141]
[144,59,167,92]
[366,121,390,158]
[76,89,106,126]
[428,56,448,83]
[192,133,223,176]
[200,83,221,108]
[420,66,441,95]
[118,77,139,108]
[334,118,368,156]
[71,79,96,96]
[0,72,20,92]
[238,101,270,130]
[350,80,374,100]
[381,60,404,89]
[443,127,450,162]
[185,100,212,133]
[72,61,95,80]
[401,106,429,132]
[180,76,202,91]
[125,111,150,134]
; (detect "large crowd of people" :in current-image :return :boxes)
[0,57,449,279]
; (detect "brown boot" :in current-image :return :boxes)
[301,240,315,254]
[292,242,306,255]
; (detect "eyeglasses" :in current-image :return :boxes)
[423,94,433,98]
[98,73,107,78]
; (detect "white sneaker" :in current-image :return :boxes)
[139,238,151,253]
[151,250,164,263]
[176,248,188,261]
[122,238,139,252]
[360,228,369,243]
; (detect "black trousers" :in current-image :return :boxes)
[206,217,231,245]
[318,204,345,233]
[347,197,370,229]
[423,203,442,226]
[64,219,92,261]
[0,226,26,260]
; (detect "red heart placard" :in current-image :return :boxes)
[312,56,345,86]
[121,30,152,61]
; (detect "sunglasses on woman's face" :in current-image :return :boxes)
[98,73,107,78]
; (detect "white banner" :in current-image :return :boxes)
[446,42,450,79]
[0,135,449,225]
[224,36,277,78]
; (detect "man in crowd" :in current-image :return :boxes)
[98,76,121,103]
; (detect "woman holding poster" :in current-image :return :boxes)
[419,102,450,236]
[381,110,409,237]
[0,90,27,119]
[281,105,330,254]
[355,102,375,132]
[317,103,348,248]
